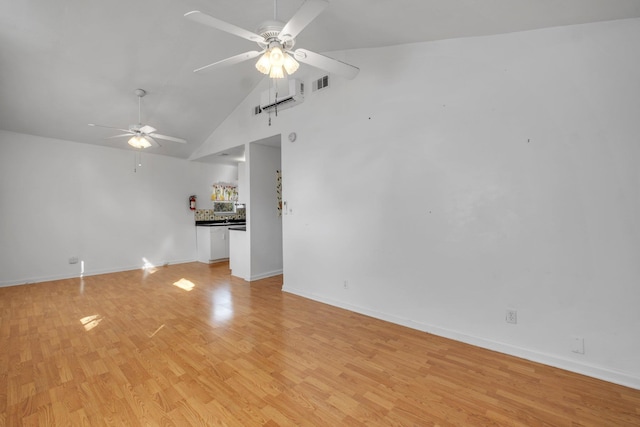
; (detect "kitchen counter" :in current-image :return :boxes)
[196,220,245,227]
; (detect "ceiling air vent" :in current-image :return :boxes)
[313,75,329,92]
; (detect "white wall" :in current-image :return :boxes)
[248,141,283,280]
[0,130,236,286]
[190,18,640,388]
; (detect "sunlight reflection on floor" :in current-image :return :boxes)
[211,287,233,323]
[173,278,195,291]
[80,314,103,331]
[142,257,158,275]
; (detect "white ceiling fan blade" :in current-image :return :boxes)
[139,125,156,134]
[194,50,262,73]
[88,123,132,133]
[145,136,161,148]
[105,134,133,139]
[185,11,263,43]
[149,133,187,144]
[293,49,360,80]
[279,0,328,41]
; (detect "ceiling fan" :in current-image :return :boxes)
[185,0,359,80]
[88,89,187,149]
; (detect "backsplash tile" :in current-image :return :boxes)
[194,208,246,221]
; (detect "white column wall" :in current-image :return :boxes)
[248,142,283,280]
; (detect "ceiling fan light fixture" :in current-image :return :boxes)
[283,53,299,74]
[269,65,285,79]
[269,46,285,67]
[255,51,271,74]
[256,45,298,78]
[128,135,151,149]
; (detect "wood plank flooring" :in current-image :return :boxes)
[1,262,639,426]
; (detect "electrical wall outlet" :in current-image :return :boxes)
[506,309,517,324]
[69,256,79,265]
[343,280,349,290]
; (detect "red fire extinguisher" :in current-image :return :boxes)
[189,195,197,211]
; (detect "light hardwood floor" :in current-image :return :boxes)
[1,262,639,426]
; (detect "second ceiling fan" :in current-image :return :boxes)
[185,0,359,80]
[89,89,186,149]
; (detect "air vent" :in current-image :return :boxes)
[257,79,305,115]
[313,75,329,92]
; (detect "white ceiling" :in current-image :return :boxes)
[2,0,639,159]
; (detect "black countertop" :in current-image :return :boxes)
[196,220,246,227]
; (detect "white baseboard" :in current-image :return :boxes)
[0,258,197,288]
[250,269,283,281]
[282,284,640,391]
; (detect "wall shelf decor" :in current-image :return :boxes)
[211,183,238,202]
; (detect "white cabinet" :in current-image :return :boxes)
[196,227,209,263]
[210,226,229,260]
[197,226,229,263]
[229,229,249,280]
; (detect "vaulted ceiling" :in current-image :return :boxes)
[2,0,639,159]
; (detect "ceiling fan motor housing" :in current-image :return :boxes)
[256,21,295,50]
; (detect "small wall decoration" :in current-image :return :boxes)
[276,170,282,217]
[211,183,238,201]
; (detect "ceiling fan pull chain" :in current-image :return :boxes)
[273,78,279,117]
[266,77,272,126]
